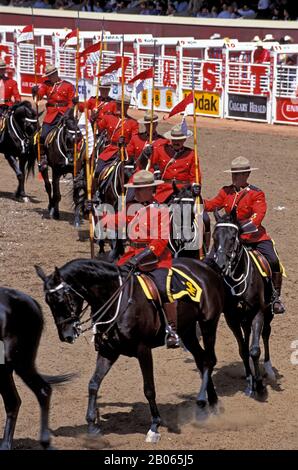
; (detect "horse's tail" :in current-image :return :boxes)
[42,372,78,385]
[25,144,38,179]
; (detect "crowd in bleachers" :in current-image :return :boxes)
[0,0,298,21]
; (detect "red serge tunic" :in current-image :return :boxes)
[97,114,139,162]
[101,202,172,268]
[126,132,168,161]
[36,80,75,123]
[151,144,201,203]
[79,97,117,118]
[0,77,21,106]
[204,184,270,243]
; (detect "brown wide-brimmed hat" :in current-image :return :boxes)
[224,156,258,173]
[43,64,58,78]
[164,124,193,141]
[124,170,164,188]
[0,59,7,69]
[138,111,160,124]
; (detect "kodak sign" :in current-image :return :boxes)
[183,90,220,116]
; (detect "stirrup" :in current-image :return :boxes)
[165,326,180,349]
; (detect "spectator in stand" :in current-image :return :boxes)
[166,2,176,15]
[283,35,294,44]
[197,6,211,17]
[251,35,261,42]
[237,4,256,18]
[256,0,270,19]
[187,0,201,16]
[173,0,188,13]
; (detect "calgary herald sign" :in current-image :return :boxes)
[227,94,268,121]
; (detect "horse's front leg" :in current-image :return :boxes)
[39,166,53,214]
[86,352,119,435]
[250,310,266,397]
[262,310,276,381]
[16,157,27,201]
[137,344,161,443]
[4,154,23,200]
[51,171,61,220]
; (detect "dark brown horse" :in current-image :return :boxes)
[209,208,277,398]
[40,108,82,220]
[0,101,38,200]
[35,257,224,442]
[0,287,72,450]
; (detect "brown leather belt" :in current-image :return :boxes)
[130,242,148,248]
[163,179,189,184]
[47,102,68,108]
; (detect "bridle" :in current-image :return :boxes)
[214,221,251,296]
[45,268,135,335]
[8,109,38,153]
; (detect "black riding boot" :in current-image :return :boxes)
[271,272,285,314]
[38,143,48,172]
[163,301,180,348]
[204,231,211,254]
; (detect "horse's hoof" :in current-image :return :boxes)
[264,361,276,382]
[196,398,207,408]
[87,423,102,436]
[53,212,60,220]
[145,430,161,443]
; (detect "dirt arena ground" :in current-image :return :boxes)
[0,112,297,450]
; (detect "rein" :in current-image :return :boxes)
[214,221,251,297]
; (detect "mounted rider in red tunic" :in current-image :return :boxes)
[0,59,21,116]
[204,156,285,314]
[94,93,138,177]
[100,170,180,348]
[78,82,117,121]
[31,64,75,168]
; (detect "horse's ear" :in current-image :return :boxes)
[53,267,62,284]
[230,207,237,223]
[34,264,47,282]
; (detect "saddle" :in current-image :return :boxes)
[248,250,272,278]
[136,273,162,308]
[45,127,58,147]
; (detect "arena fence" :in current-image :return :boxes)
[0,27,297,126]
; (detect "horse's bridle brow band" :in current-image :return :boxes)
[47,282,64,293]
[216,223,239,230]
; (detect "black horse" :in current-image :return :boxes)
[35,257,224,442]
[210,208,276,397]
[0,287,72,450]
[40,108,82,220]
[0,101,38,200]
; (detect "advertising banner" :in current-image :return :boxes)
[228,94,268,121]
[275,97,298,124]
[182,90,220,116]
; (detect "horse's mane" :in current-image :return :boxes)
[10,100,33,112]
[59,258,119,281]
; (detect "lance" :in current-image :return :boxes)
[31,8,41,168]
[191,60,204,259]
[83,75,95,258]
[120,34,126,238]
[91,18,105,178]
[147,39,157,170]
[73,12,80,178]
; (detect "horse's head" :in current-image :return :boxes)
[35,265,83,343]
[212,208,244,275]
[12,101,39,137]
